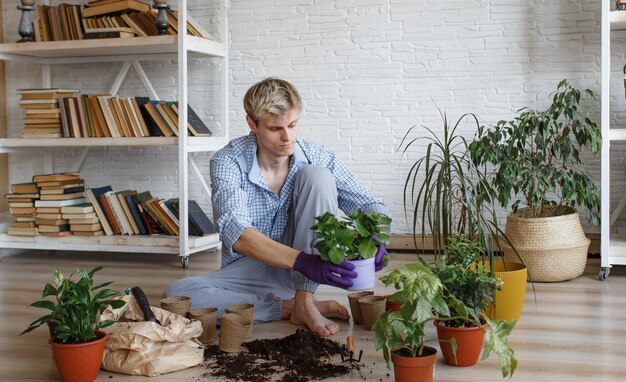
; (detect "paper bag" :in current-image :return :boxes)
[99,295,204,376]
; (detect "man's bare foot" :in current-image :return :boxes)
[287,291,349,336]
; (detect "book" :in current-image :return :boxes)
[134,97,163,136]
[7,227,38,236]
[167,199,216,236]
[67,216,100,224]
[117,190,140,235]
[61,202,95,214]
[72,230,105,236]
[70,223,103,232]
[39,192,85,201]
[97,192,121,235]
[32,172,80,183]
[40,186,86,195]
[143,101,174,137]
[85,186,114,235]
[125,194,147,235]
[34,197,88,207]
[83,30,135,39]
[38,224,70,233]
[154,102,179,136]
[82,0,151,18]
[171,103,213,136]
[11,182,39,193]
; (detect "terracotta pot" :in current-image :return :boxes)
[347,291,374,324]
[189,307,218,344]
[391,346,437,382]
[219,313,251,353]
[358,295,386,331]
[160,295,192,318]
[385,295,402,312]
[225,303,254,338]
[434,320,487,367]
[49,330,108,382]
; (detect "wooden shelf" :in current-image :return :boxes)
[0,35,225,63]
[0,136,228,153]
[0,232,220,255]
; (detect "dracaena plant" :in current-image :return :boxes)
[311,210,391,265]
[469,79,601,224]
[20,266,125,344]
[373,262,518,378]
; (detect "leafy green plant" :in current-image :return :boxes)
[430,235,501,327]
[399,111,505,259]
[373,261,517,378]
[21,266,125,344]
[469,79,601,224]
[311,210,391,265]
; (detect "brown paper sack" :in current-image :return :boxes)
[358,295,386,331]
[98,295,204,376]
[347,291,374,325]
[189,307,218,345]
[219,313,251,353]
[225,303,254,338]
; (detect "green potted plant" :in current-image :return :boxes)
[311,210,391,290]
[400,111,527,321]
[21,266,125,382]
[469,79,601,282]
[430,235,517,372]
[373,263,517,382]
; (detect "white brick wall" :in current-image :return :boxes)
[3,0,614,235]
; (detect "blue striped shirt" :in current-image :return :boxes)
[210,134,390,267]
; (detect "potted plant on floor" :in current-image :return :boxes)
[311,210,391,290]
[21,266,125,382]
[469,79,601,282]
[373,263,517,382]
[400,110,528,320]
[430,234,517,373]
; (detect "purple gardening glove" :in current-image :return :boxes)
[292,251,358,289]
[375,244,389,272]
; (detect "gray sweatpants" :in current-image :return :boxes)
[163,165,338,324]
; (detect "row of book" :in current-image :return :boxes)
[34,0,209,42]
[4,172,216,238]
[6,173,99,237]
[18,88,213,139]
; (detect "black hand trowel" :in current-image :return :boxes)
[130,286,161,325]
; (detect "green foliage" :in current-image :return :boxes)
[311,210,391,265]
[469,79,601,224]
[373,257,517,378]
[21,266,125,344]
[399,110,504,258]
[431,235,501,327]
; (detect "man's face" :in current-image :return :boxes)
[248,109,300,159]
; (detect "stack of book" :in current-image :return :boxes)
[86,186,215,236]
[19,88,79,138]
[33,173,88,237]
[5,182,39,237]
[62,203,103,236]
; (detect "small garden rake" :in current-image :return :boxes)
[340,335,363,363]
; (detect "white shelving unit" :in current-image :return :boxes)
[600,2,626,280]
[0,1,228,268]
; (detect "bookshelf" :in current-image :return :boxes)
[0,1,228,268]
[601,3,626,280]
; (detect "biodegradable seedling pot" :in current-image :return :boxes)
[219,313,251,353]
[225,303,254,338]
[347,291,374,325]
[160,296,192,318]
[189,307,218,345]
[358,295,386,331]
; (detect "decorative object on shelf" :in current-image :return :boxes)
[17,0,35,43]
[623,64,626,98]
[618,0,626,11]
[153,0,171,35]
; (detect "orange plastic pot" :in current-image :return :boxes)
[49,330,108,382]
[384,295,402,312]
[434,320,487,367]
[391,346,437,382]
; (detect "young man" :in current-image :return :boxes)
[164,78,391,336]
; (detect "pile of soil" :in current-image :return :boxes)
[198,329,359,382]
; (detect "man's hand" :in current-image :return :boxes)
[292,252,357,289]
[374,244,389,272]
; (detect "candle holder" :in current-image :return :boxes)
[17,0,35,43]
[153,0,171,36]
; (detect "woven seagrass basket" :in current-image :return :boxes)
[502,206,590,282]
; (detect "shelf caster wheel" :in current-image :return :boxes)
[181,256,189,269]
[599,267,610,281]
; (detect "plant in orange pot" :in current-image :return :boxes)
[430,235,517,376]
[21,266,125,382]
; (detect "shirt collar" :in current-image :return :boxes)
[242,135,309,187]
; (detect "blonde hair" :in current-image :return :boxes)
[243,78,303,123]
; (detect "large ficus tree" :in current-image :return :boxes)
[469,80,601,224]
